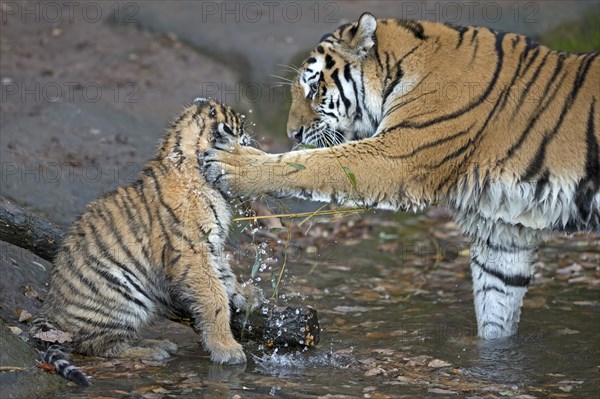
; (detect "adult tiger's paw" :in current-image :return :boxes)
[202,145,268,196]
[202,148,236,195]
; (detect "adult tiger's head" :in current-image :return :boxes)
[288,13,384,147]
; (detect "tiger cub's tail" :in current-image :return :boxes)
[43,344,91,386]
[30,318,91,386]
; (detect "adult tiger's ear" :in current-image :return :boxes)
[349,13,377,57]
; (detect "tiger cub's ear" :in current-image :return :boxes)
[349,13,377,57]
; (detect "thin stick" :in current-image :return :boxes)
[298,202,330,228]
[0,366,26,372]
[232,207,365,222]
[272,226,292,299]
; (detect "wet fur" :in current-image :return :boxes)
[31,99,261,385]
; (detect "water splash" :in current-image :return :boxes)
[252,348,355,377]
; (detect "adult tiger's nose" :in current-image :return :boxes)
[289,126,305,143]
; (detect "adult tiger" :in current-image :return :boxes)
[204,13,600,339]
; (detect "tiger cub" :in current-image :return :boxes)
[30,98,261,385]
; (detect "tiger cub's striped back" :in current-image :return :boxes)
[31,99,261,385]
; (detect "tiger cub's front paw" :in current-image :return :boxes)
[208,340,247,365]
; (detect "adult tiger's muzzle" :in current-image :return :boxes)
[288,126,305,143]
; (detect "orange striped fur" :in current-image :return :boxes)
[31,99,261,386]
[204,14,599,339]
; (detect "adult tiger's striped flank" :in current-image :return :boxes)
[30,98,262,385]
[204,14,599,339]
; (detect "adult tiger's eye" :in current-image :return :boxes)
[308,82,319,99]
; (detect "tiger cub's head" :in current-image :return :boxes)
[287,13,383,147]
[193,97,251,151]
[161,98,251,162]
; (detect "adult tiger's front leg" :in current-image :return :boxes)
[203,141,430,212]
[470,238,535,339]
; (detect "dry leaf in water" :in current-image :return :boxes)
[36,361,56,374]
[33,329,73,343]
[378,243,399,253]
[24,284,44,301]
[404,355,431,367]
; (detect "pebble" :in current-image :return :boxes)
[17,309,32,323]
[364,367,386,377]
[557,263,583,275]
[8,326,23,335]
[428,359,452,368]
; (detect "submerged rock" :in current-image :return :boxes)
[0,318,66,398]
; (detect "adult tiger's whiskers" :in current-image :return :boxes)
[277,63,301,74]
[270,74,294,83]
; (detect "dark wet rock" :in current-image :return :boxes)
[0,318,66,398]
[0,241,50,326]
[0,215,60,397]
[231,306,320,348]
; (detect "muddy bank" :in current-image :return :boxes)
[0,3,240,226]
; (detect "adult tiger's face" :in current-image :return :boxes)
[287,13,383,147]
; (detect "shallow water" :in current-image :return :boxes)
[52,212,599,398]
